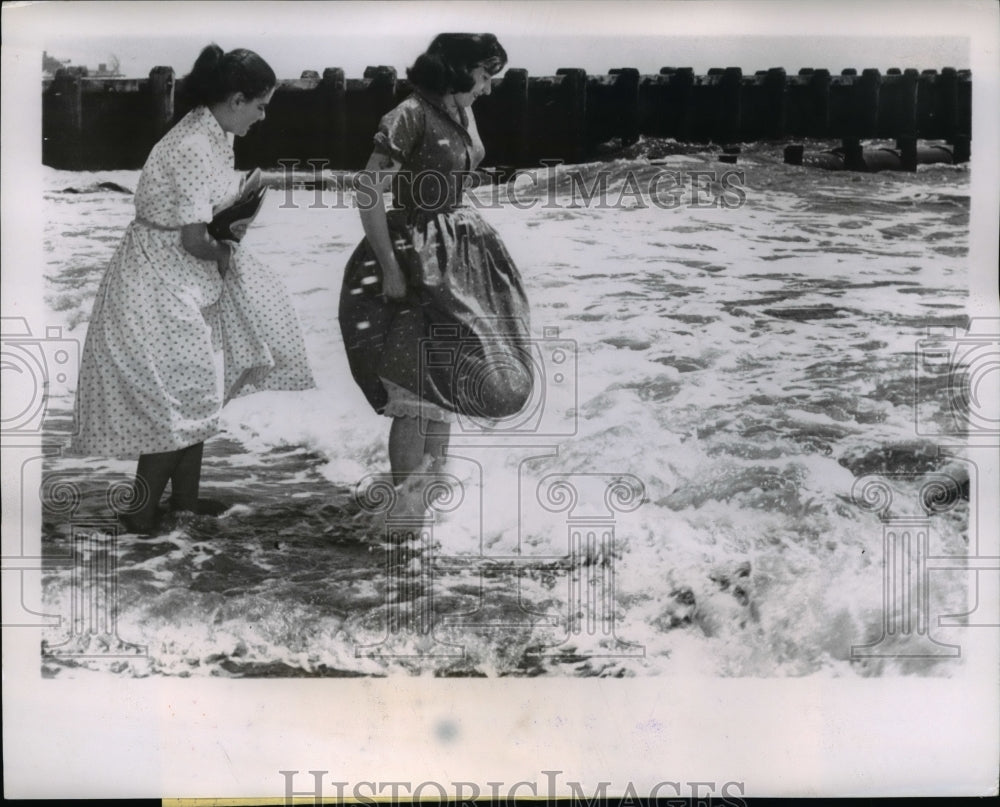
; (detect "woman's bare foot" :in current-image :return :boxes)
[117,512,161,536]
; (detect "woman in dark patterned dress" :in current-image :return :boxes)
[340,34,532,484]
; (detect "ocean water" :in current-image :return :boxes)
[36,142,977,677]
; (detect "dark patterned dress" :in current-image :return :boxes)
[339,90,532,422]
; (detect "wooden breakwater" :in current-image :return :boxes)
[42,65,972,170]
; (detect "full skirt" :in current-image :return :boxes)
[339,207,532,420]
[71,222,314,458]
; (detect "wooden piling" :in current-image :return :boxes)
[896,136,918,171]
[857,68,881,138]
[784,143,804,165]
[956,69,971,142]
[763,68,787,139]
[321,68,347,167]
[668,67,696,141]
[951,135,971,163]
[495,68,529,166]
[365,65,397,116]
[807,69,831,137]
[526,75,559,164]
[583,73,616,151]
[952,68,971,163]
[236,71,326,170]
[879,68,918,140]
[345,65,396,168]
[828,69,855,138]
[719,67,742,144]
[610,68,641,147]
[937,67,959,142]
[841,137,865,171]
[506,68,531,165]
[555,68,588,162]
[888,67,918,168]
[148,66,175,143]
[951,70,971,164]
[38,64,974,170]
[44,67,85,169]
[917,69,939,138]
[643,68,674,138]
[691,69,720,143]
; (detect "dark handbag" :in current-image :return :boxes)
[207,184,267,242]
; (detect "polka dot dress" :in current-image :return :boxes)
[71,106,314,459]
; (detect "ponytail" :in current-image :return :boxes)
[183,44,226,107]
[180,43,276,108]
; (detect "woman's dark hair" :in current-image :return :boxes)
[406,33,507,94]
[182,44,276,107]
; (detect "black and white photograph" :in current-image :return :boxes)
[3,0,998,799]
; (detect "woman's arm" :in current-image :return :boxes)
[180,223,235,277]
[355,151,407,300]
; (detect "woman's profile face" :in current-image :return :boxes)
[452,64,493,107]
[230,87,275,136]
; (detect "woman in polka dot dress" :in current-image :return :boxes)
[72,45,314,533]
[339,34,532,485]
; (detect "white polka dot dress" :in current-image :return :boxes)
[71,106,314,458]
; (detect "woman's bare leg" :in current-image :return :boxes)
[168,442,204,511]
[168,442,229,515]
[389,416,427,485]
[424,420,452,473]
[125,450,179,533]
[389,417,452,484]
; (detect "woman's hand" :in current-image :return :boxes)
[229,220,250,241]
[181,223,236,278]
[216,240,236,278]
[357,150,409,301]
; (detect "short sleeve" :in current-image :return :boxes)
[373,100,425,164]
[168,135,216,225]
